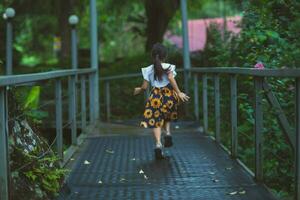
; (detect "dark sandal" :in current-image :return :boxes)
[164,135,173,148]
[154,148,164,160]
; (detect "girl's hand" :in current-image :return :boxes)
[133,87,142,96]
[178,92,190,102]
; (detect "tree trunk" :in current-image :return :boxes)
[145,0,180,51]
[58,0,76,64]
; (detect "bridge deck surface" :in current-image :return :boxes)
[58,121,276,200]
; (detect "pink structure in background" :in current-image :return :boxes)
[165,16,242,52]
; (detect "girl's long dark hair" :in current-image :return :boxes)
[151,43,168,81]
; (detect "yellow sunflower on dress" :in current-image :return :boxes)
[161,105,168,113]
[144,109,153,119]
[154,110,160,118]
[146,102,150,107]
[149,119,155,126]
[155,120,164,127]
[167,100,174,108]
[171,112,178,120]
[153,88,160,95]
[140,121,148,128]
[163,88,172,97]
[150,98,161,109]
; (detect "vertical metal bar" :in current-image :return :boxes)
[105,81,111,121]
[230,75,238,158]
[89,74,95,123]
[55,79,63,160]
[180,0,191,94]
[6,19,13,75]
[295,78,300,199]
[90,0,100,120]
[71,26,78,71]
[81,76,87,131]
[69,76,77,145]
[0,87,9,200]
[254,77,263,182]
[202,74,208,133]
[194,74,199,121]
[214,74,221,143]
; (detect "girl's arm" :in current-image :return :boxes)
[167,72,190,102]
[133,80,149,95]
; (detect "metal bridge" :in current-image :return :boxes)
[1,1,300,200]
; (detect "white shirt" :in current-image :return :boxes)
[141,63,177,88]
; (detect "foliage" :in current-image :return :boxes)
[196,0,300,199]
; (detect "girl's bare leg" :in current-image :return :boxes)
[153,128,162,148]
[164,121,171,135]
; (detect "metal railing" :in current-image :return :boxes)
[101,67,300,199]
[0,68,97,199]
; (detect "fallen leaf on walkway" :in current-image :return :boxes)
[105,149,114,154]
[144,175,148,180]
[139,169,144,174]
[120,178,126,182]
[239,190,246,195]
[84,160,90,165]
[212,178,219,183]
[228,191,238,195]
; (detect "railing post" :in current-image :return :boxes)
[80,75,87,131]
[202,74,208,133]
[90,0,100,120]
[69,75,77,145]
[180,0,191,95]
[254,77,263,182]
[214,74,221,143]
[55,79,63,160]
[230,75,238,158]
[89,74,95,123]
[194,74,199,121]
[5,8,15,75]
[295,77,300,199]
[105,81,111,121]
[0,87,9,200]
[69,15,79,71]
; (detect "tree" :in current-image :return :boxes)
[144,0,180,51]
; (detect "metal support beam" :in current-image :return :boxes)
[254,77,263,182]
[105,81,111,121]
[202,74,208,133]
[55,79,63,160]
[69,15,79,71]
[295,78,300,199]
[194,74,199,121]
[5,8,15,75]
[80,76,87,130]
[180,0,191,94]
[263,80,295,150]
[0,87,9,200]
[90,0,100,120]
[230,75,238,158]
[214,74,221,143]
[69,76,77,145]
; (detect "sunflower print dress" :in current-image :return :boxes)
[140,83,179,128]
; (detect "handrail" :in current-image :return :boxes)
[191,67,300,77]
[0,68,96,86]
[99,67,300,82]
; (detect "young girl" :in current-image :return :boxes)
[133,43,190,159]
